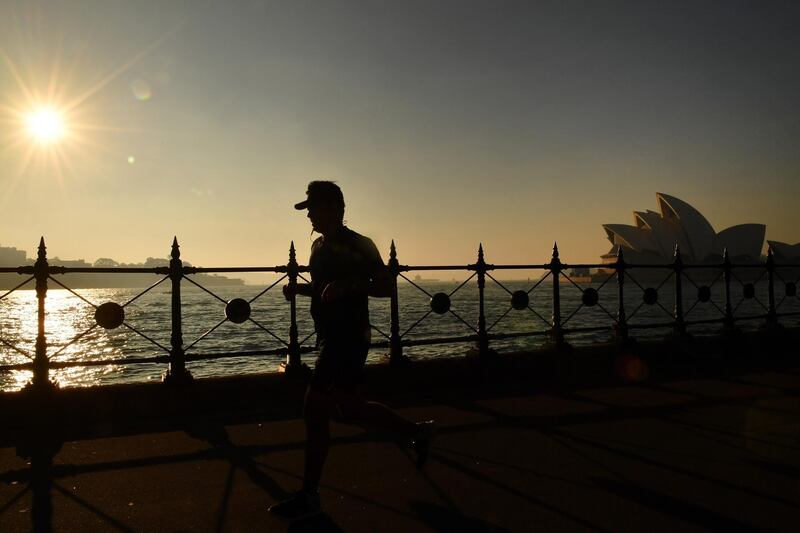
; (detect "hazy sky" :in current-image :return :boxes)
[2,0,799,273]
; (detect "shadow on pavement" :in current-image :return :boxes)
[591,477,755,531]
[287,512,346,533]
[407,501,511,532]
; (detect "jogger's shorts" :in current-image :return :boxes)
[309,337,369,393]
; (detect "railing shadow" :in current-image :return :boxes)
[4,364,799,531]
[406,501,513,533]
[11,436,61,533]
[3,419,352,532]
[182,420,291,502]
[590,477,754,531]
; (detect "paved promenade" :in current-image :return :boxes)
[2,364,799,532]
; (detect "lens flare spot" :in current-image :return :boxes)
[130,79,152,101]
[615,353,649,383]
[127,156,136,164]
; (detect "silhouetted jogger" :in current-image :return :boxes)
[269,181,435,521]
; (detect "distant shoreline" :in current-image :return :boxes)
[0,272,244,290]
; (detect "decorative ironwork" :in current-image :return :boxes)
[282,240,308,377]
[581,288,599,307]
[681,265,724,321]
[697,286,711,303]
[387,240,404,365]
[181,260,291,353]
[550,242,563,346]
[94,302,125,329]
[510,290,529,310]
[625,265,674,326]
[672,245,687,337]
[163,238,192,385]
[643,288,659,306]
[484,267,550,338]
[615,247,628,342]
[397,264,478,342]
[225,298,251,324]
[558,253,617,337]
[33,238,50,389]
[743,284,755,299]
[1,235,799,390]
[474,244,491,357]
[430,293,451,314]
[723,248,735,331]
[766,246,777,328]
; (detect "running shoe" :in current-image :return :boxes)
[413,420,437,469]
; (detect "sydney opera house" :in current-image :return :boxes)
[600,193,767,268]
[768,241,800,264]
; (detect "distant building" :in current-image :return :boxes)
[0,246,244,288]
[601,193,765,268]
[49,257,92,268]
[0,245,28,266]
[567,267,592,283]
[412,274,440,283]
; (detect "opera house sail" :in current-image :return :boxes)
[601,193,766,269]
[766,241,800,263]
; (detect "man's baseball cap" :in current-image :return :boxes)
[294,181,345,210]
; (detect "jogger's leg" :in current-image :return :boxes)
[334,391,418,438]
[302,387,331,493]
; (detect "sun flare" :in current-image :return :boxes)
[25,107,66,144]
[1,23,177,198]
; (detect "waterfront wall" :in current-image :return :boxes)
[2,326,798,448]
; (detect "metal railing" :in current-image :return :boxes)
[1,237,799,391]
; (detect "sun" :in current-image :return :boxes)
[25,107,66,144]
[1,23,178,197]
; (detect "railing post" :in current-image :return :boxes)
[615,246,629,343]
[722,248,736,334]
[387,240,407,365]
[672,244,688,339]
[282,241,305,377]
[164,237,192,385]
[19,238,60,533]
[550,242,565,348]
[765,246,778,329]
[31,237,53,390]
[474,243,494,358]
[30,444,54,533]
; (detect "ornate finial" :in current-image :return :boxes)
[289,241,296,262]
[390,239,396,260]
[37,237,46,260]
[722,247,729,261]
[171,236,180,259]
[767,245,773,259]
[552,241,559,260]
[478,243,484,262]
[617,245,625,262]
[673,244,683,267]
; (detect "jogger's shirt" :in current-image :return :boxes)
[308,226,384,345]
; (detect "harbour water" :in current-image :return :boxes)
[1,275,798,391]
